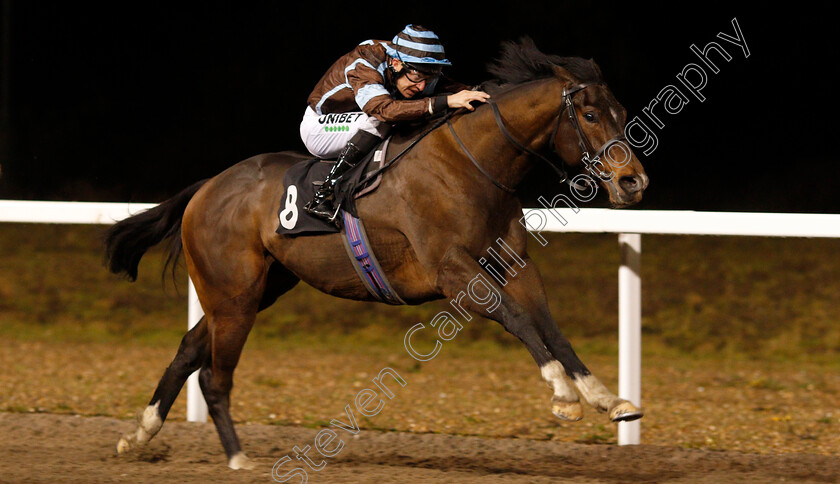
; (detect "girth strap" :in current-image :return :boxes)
[340,210,405,305]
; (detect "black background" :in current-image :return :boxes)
[1,1,837,212]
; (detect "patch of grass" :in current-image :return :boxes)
[253,375,285,388]
[2,225,840,361]
[268,418,293,426]
[575,424,614,444]
[3,405,33,413]
[302,418,333,429]
[748,378,786,391]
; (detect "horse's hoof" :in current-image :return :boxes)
[116,431,144,454]
[609,400,644,422]
[229,452,256,470]
[116,436,131,454]
[552,400,583,421]
[117,403,163,454]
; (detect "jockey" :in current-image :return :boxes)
[300,24,490,223]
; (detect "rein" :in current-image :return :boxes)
[354,109,459,188]
[447,82,626,193]
[355,81,627,195]
[447,116,517,193]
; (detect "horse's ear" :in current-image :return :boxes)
[552,65,578,86]
[589,59,605,81]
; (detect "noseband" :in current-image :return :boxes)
[447,82,627,193]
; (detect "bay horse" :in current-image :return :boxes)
[105,39,649,469]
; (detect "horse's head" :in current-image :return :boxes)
[551,62,648,207]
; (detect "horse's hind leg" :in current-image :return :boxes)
[117,316,210,453]
[198,299,259,469]
[193,258,300,469]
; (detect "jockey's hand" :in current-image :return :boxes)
[447,90,491,111]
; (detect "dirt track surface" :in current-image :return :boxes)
[0,413,837,484]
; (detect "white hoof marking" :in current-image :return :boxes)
[574,374,618,413]
[116,401,163,453]
[540,361,579,401]
[136,402,163,444]
[540,362,584,421]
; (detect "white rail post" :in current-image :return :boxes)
[186,277,208,422]
[617,233,642,445]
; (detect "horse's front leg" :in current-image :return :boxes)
[500,254,643,423]
[436,246,641,423]
[434,247,581,421]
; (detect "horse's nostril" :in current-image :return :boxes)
[619,175,641,193]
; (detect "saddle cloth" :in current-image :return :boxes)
[275,139,389,236]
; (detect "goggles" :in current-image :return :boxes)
[401,62,441,84]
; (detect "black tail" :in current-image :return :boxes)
[105,179,209,281]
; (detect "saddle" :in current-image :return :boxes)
[275,138,391,237]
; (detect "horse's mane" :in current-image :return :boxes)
[485,37,604,87]
[396,38,603,137]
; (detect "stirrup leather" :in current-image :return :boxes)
[304,140,365,223]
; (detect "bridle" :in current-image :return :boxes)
[447,82,627,193]
[353,82,628,195]
[560,83,628,164]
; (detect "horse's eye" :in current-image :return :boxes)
[584,112,597,123]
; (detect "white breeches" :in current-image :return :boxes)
[299,107,388,159]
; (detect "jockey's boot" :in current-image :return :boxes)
[304,130,380,224]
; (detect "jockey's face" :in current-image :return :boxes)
[391,59,435,99]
